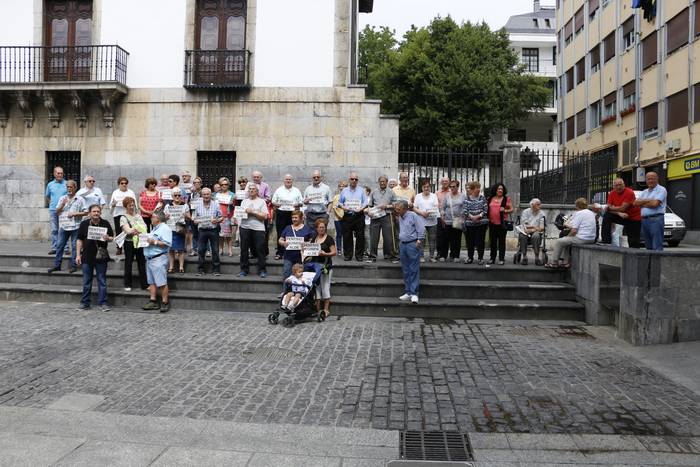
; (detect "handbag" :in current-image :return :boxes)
[96,246,109,262]
[500,197,514,231]
[448,195,462,229]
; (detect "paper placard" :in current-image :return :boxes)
[160,189,173,201]
[301,242,321,258]
[368,206,385,219]
[307,193,324,203]
[114,231,127,248]
[278,202,295,211]
[216,193,232,205]
[233,206,248,221]
[114,199,123,208]
[59,213,76,230]
[235,190,248,201]
[138,234,151,248]
[344,199,361,212]
[168,205,187,224]
[87,226,108,241]
[286,236,304,251]
[427,208,440,219]
[190,198,203,210]
[195,214,213,229]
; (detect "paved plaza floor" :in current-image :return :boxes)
[1,301,699,466]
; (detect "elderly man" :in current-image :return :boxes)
[76,175,106,209]
[339,172,368,261]
[239,185,269,278]
[395,200,425,304]
[546,198,596,268]
[248,170,272,256]
[76,204,113,311]
[393,172,416,207]
[367,175,397,262]
[596,178,641,248]
[388,179,398,190]
[181,170,194,195]
[49,180,88,274]
[193,187,224,276]
[517,198,546,265]
[46,166,68,255]
[272,174,304,259]
[142,211,173,312]
[634,172,667,251]
[303,170,332,229]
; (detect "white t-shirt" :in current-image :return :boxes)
[272,186,303,211]
[240,197,268,231]
[413,192,441,227]
[571,209,597,241]
[110,189,136,217]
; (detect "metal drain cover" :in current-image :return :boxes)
[241,347,301,360]
[399,431,473,462]
[554,325,594,339]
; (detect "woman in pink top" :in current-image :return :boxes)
[487,183,513,265]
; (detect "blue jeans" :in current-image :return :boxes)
[642,215,664,251]
[49,210,59,251]
[399,240,421,296]
[54,229,78,268]
[81,262,108,307]
[281,259,294,293]
[334,220,343,254]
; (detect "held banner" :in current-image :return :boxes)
[216,193,232,205]
[286,237,304,251]
[368,206,385,219]
[195,214,213,229]
[137,234,151,248]
[168,205,187,225]
[114,231,127,248]
[233,206,248,221]
[301,242,321,258]
[344,199,361,212]
[87,226,108,241]
[59,214,76,230]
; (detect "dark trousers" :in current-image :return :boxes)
[113,216,123,237]
[369,215,395,259]
[123,238,147,289]
[240,227,267,273]
[489,223,507,261]
[334,220,343,253]
[446,226,462,259]
[198,228,221,273]
[305,211,329,230]
[81,262,108,307]
[465,224,486,260]
[275,210,293,257]
[436,222,449,259]
[143,216,152,232]
[341,212,365,260]
[601,212,641,248]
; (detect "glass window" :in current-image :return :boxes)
[226,16,245,50]
[522,48,539,72]
[51,18,69,47]
[200,16,219,50]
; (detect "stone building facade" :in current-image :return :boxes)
[0,0,398,239]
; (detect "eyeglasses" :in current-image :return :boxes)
[312,176,320,179]
[349,178,358,181]
[120,182,128,185]
[86,180,95,183]
[449,185,457,188]
[221,183,229,186]
[173,194,182,197]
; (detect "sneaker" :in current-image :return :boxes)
[68,266,77,273]
[47,266,60,273]
[429,257,437,263]
[487,259,495,265]
[521,257,528,266]
[391,259,400,264]
[188,250,197,256]
[438,258,446,263]
[196,271,204,276]
[124,287,132,292]
[259,271,268,278]
[365,258,374,263]
[498,260,505,266]
[75,304,90,311]
[410,295,419,304]
[419,257,426,263]
[213,271,221,277]
[238,271,248,277]
[464,258,473,264]
[477,259,485,265]
[160,302,170,313]
[399,293,411,301]
[142,301,160,311]
[452,258,460,263]
[101,305,111,312]
[48,249,56,255]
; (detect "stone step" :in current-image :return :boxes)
[0,282,585,320]
[0,254,570,282]
[0,268,577,301]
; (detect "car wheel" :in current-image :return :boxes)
[667,240,680,247]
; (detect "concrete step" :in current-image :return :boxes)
[0,282,585,320]
[0,268,577,301]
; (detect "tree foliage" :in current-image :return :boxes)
[360,16,552,148]
[358,25,397,99]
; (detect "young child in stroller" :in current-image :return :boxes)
[268,262,323,327]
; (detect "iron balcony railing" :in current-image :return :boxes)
[184,49,251,89]
[0,45,128,85]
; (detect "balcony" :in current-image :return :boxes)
[184,49,251,89]
[520,58,557,78]
[0,45,129,128]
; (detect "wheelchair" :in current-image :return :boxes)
[513,215,549,265]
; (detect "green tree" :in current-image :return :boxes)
[364,16,551,148]
[358,25,397,98]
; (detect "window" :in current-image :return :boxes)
[589,0,600,21]
[622,137,637,166]
[603,91,617,122]
[622,16,635,50]
[196,0,247,51]
[590,45,600,73]
[545,19,551,28]
[564,19,573,45]
[667,8,689,55]
[533,19,539,28]
[590,101,602,129]
[566,67,574,92]
[575,7,584,34]
[621,81,636,114]
[522,48,539,72]
[667,89,688,132]
[553,46,556,65]
[694,83,700,123]
[197,151,236,188]
[576,58,586,84]
[603,32,616,62]
[696,4,700,37]
[643,103,658,139]
[46,151,81,207]
[508,128,527,141]
[576,110,586,136]
[642,31,657,69]
[566,116,575,141]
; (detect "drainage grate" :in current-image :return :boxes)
[400,431,473,461]
[554,326,594,339]
[241,347,301,360]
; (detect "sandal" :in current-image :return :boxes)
[560,263,571,269]
[167,268,174,273]
[179,269,185,274]
[544,263,560,269]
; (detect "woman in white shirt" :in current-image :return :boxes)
[546,197,596,269]
[413,181,440,262]
[110,176,137,255]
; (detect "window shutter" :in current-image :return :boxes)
[667,89,688,132]
[564,20,573,40]
[566,67,574,92]
[576,110,586,136]
[694,83,700,123]
[642,31,657,69]
[623,81,635,98]
[576,58,586,84]
[667,8,689,55]
[604,91,617,106]
[603,32,616,62]
[696,5,700,37]
[643,103,658,131]
[622,16,634,35]
[566,116,575,140]
[575,7,584,32]
[590,44,600,69]
[589,0,599,15]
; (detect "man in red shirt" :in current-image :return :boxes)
[600,178,641,248]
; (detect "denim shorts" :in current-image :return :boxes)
[146,253,169,287]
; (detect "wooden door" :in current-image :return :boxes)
[194,0,246,85]
[45,0,93,81]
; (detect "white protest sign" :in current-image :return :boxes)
[216,192,232,205]
[307,193,324,204]
[87,226,108,241]
[191,198,203,211]
[235,190,248,201]
[427,208,440,220]
[138,234,151,248]
[59,213,76,230]
[160,189,173,201]
[278,202,294,211]
[301,242,321,258]
[114,231,127,248]
[344,199,361,212]
[286,236,304,251]
[168,205,187,224]
[368,206,385,219]
[233,206,248,222]
[195,214,213,229]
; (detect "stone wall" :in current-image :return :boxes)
[0,86,399,239]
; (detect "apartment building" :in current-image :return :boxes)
[0,0,398,239]
[556,0,700,230]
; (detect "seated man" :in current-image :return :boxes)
[546,198,596,269]
[596,178,641,248]
[517,198,545,265]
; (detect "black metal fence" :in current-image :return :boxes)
[0,45,128,84]
[520,148,617,204]
[399,147,503,193]
[184,49,250,89]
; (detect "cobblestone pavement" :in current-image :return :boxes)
[1,302,699,438]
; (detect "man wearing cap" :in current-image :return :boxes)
[142,211,173,312]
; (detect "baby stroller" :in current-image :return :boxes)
[268,263,324,328]
[513,215,549,265]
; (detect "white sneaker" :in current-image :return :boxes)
[429,257,437,263]
[410,295,419,304]
[438,258,446,262]
[419,257,425,263]
[399,293,411,301]
[124,287,131,292]
[452,258,460,263]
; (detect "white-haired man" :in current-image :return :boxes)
[303,170,332,229]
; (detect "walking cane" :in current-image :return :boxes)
[390,209,397,257]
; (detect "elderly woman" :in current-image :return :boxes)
[110,176,136,255]
[233,176,249,248]
[517,198,546,266]
[463,181,488,265]
[239,185,269,278]
[120,196,148,291]
[331,181,347,256]
[278,210,313,295]
[306,218,336,319]
[413,180,440,262]
[165,190,190,273]
[487,183,513,265]
[217,177,235,256]
[440,180,465,262]
[272,174,304,260]
[48,180,87,274]
[142,211,173,312]
[139,177,161,232]
[546,198,596,269]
